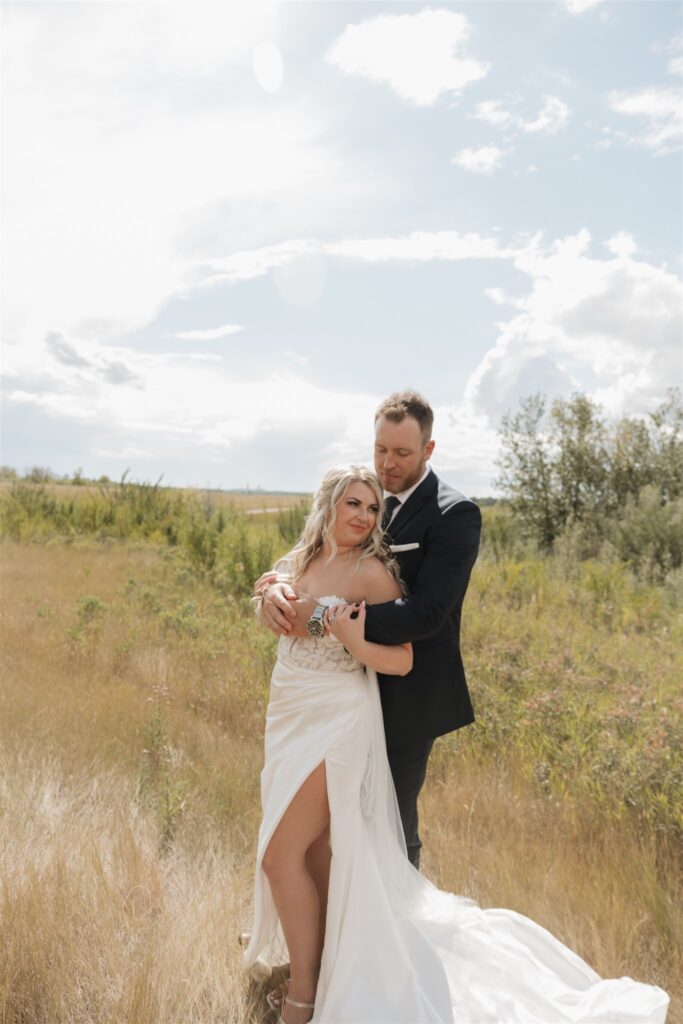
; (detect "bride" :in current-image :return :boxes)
[242,465,669,1024]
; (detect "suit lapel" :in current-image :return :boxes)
[387,470,437,539]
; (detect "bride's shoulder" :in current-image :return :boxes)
[357,554,402,601]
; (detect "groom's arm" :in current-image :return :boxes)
[260,593,317,637]
[364,502,481,646]
[254,565,319,638]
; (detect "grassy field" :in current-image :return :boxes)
[0,479,309,512]
[0,489,681,1023]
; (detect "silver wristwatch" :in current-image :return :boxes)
[306,604,326,638]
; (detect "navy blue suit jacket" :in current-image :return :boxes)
[364,470,481,748]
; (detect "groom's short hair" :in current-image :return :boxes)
[375,390,434,445]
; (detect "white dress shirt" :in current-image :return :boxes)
[384,464,432,526]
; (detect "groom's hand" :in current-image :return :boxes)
[253,571,278,595]
[260,583,316,638]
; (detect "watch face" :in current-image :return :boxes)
[306,613,325,638]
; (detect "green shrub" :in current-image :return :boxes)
[604,487,683,581]
[277,501,309,544]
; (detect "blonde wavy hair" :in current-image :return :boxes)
[282,465,404,591]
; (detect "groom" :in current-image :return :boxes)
[258,390,481,868]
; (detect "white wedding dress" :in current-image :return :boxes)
[243,598,669,1023]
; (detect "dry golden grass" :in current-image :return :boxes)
[0,756,259,1023]
[0,480,309,512]
[422,763,679,1002]
[1,541,680,1023]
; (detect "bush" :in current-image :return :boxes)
[0,475,283,601]
[277,501,309,544]
[604,487,683,581]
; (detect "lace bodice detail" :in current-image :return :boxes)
[277,596,363,673]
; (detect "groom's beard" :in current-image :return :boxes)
[380,461,427,495]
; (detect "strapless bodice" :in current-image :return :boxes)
[276,596,363,674]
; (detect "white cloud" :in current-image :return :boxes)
[651,33,683,77]
[522,95,570,134]
[175,325,244,341]
[4,329,227,422]
[430,406,501,497]
[471,99,516,128]
[605,232,637,258]
[5,224,679,493]
[608,86,682,155]
[198,230,515,286]
[198,239,317,286]
[45,330,92,369]
[465,230,682,422]
[5,363,499,495]
[5,349,385,486]
[452,145,505,175]
[101,361,143,387]
[471,95,570,135]
[326,9,488,106]
[0,222,508,490]
[563,0,605,13]
[484,287,528,310]
[8,330,314,440]
[329,231,513,263]
[41,330,145,388]
[8,390,97,421]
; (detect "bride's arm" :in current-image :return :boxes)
[326,558,412,675]
[326,602,412,675]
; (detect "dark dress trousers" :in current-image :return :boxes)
[364,469,481,864]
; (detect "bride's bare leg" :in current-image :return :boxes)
[262,763,329,1021]
[305,825,331,951]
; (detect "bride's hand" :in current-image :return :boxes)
[325,602,366,648]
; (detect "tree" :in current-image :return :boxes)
[496,395,557,548]
[495,389,683,564]
[550,394,608,523]
[648,389,683,502]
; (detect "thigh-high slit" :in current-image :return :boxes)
[243,649,371,975]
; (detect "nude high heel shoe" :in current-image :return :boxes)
[279,993,314,1024]
[269,982,314,1024]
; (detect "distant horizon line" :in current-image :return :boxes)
[0,466,499,501]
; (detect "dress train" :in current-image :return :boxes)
[243,610,669,1023]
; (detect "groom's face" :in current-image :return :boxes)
[374,415,435,494]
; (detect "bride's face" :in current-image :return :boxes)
[333,481,380,547]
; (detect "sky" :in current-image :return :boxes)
[2,0,682,495]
